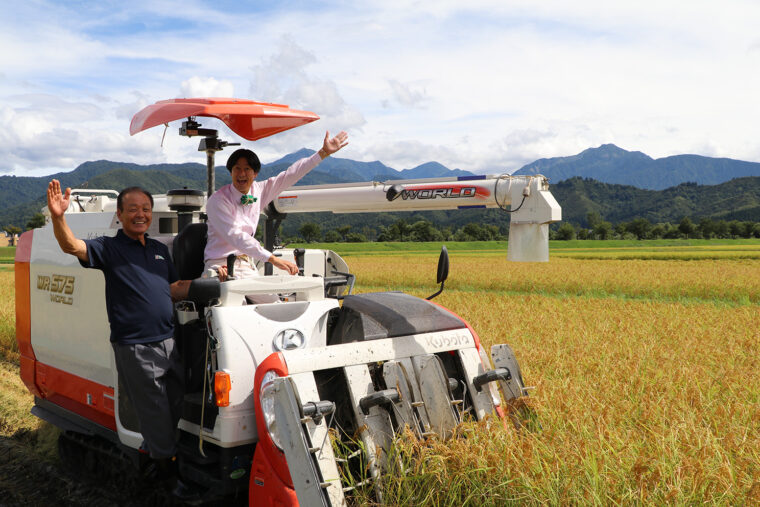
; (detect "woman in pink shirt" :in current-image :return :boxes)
[204,131,348,281]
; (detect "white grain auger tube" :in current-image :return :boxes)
[271,172,561,262]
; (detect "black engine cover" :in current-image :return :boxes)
[327,292,466,345]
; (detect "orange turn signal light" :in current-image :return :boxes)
[214,371,231,407]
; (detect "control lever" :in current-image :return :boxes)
[293,248,305,276]
[226,253,236,280]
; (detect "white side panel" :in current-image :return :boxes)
[29,223,114,386]
[204,299,338,446]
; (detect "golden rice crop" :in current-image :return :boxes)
[348,255,760,305]
[0,269,52,453]
[553,244,760,260]
[0,269,17,361]
[1,248,758,504]
[347,254,759,505]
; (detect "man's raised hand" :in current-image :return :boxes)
[322,131,349,156]
[47,179,71,219]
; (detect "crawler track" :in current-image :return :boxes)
[0,427,171,506]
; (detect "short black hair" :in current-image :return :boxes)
[117,187,154,211]
[226,148,261,173]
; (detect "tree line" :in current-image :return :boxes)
[552,212,760,240]
[293,219,507,243]
[6,212,760,245]
[293,214,760,243]
[2,213,46,243]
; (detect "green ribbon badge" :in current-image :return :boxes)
[240,194,257,205]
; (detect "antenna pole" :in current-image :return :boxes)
[179,118,240,198]
[206,150,215,197]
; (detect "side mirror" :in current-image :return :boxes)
[427,245,449,300]
[436,245,449,284]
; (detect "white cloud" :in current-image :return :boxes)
[385,80,429,109]
[1,0,759,176]
[180,77,235,98]
[237,36,366,160]
[0,95,164,174]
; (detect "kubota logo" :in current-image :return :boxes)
[37,274,75,305]
[396,185,490,200]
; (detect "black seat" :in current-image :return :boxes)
[172,221,220,310]
[173,222,208,280]
[172,222,218,400]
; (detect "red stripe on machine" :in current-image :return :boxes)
[35,362,117,431]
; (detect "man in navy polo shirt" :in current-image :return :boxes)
[47,179,192,495]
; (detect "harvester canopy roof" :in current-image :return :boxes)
[129,97,320,140]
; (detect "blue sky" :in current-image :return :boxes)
[2,0,759,176]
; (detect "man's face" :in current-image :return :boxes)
[117,192,152,239]
[230,159,257,194]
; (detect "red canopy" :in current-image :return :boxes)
[130,98,320,141]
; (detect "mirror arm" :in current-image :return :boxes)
[426,280,445,301]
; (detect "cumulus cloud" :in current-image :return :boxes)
[0,94,164,174]
[384,80,429,109]
[2,0,760,176]
[113,90,153,120]
[180,76,235,98]
[242,36,366,159]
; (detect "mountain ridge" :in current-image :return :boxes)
[514,144,760,190]
[3,145,760,229]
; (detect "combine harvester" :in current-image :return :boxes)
[15,98,561,505]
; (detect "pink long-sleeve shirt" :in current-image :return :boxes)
[204,152,322,263]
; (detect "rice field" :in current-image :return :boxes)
[0,247,15,264]
[0,265,17,361]
[340,245,759,505]
[0,241,758,504]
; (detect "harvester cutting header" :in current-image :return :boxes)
[16,97,561,505]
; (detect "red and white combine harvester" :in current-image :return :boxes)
[15,98,561,505]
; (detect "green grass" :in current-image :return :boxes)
[291,238,760,260]
[0,246,15,264]
[547,238,760,249]
[292,240,509,255]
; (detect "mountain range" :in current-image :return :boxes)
[514,144,760,190]
[2,144,760,229]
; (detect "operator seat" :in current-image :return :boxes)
[173,222,208,279]
[172,222,218,403]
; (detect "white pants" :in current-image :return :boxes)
[203,256,279,304]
